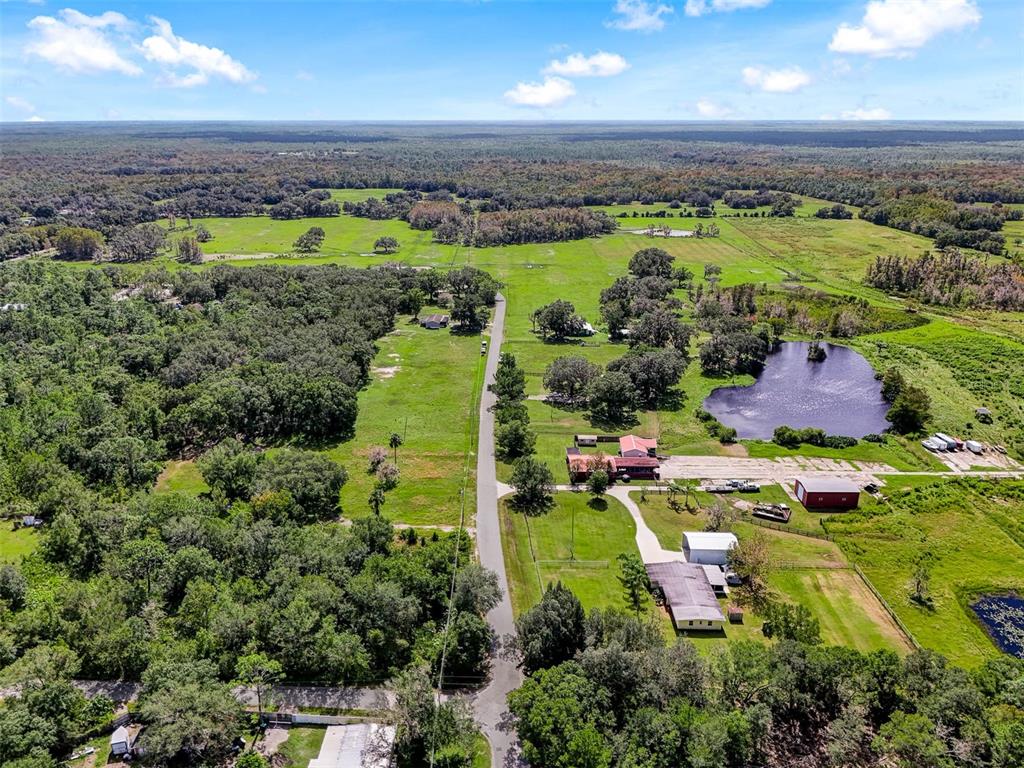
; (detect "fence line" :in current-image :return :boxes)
[747,517,835,541]
[852,563,921,650]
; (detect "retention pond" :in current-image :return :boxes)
[702,341,890,440]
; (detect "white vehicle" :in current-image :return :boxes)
[965,440,984,455]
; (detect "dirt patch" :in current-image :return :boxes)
[258,727,290,757]
[372,366,401,379]
[721,443,749,457]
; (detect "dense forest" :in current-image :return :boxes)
[865,250,1024,310]
[0,261,501,768]
[508,585,1024,768]
[1,122,1022,257]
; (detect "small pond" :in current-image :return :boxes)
[702,341,890,440]
[972,594,1024,658]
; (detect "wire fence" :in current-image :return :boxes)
[852,563,921,650]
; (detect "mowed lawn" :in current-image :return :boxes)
[500,492,669,628]
[329,312,486,526]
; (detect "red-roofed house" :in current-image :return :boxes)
[619,435,657,457]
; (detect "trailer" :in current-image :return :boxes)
[965,440,984,455]
[934,433,958,451]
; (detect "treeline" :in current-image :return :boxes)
[4,124,1020,245]
[865,250,1024,311]
[859,194,1013,254]
[506,584,1024,768]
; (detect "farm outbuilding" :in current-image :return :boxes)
[793,477,860,510]
[681,532,738,566]
[574,434,598,447]
[646,561,725,631]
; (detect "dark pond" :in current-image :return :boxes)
[972,594,1024,658]
[702,341,890,440]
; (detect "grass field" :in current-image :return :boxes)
[0,523,40,564]
[500,492,668,627]
[825,477,1024,667]
[329,310,486,526]
[278,727,326,768]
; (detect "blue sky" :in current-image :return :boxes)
[1,0,1021,122]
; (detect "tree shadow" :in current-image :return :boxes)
[587,411,641,431]
[587,497,608,512]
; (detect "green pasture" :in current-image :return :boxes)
[278,727,326,768]
[825,477,1024,666]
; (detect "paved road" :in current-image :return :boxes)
[469,294,524,768]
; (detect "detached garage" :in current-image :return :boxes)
[794,477,860,510]
[682,532,738,566]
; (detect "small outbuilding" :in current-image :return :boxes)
[110,725,141,758]
[574,434,598,447]
[793,476,860,510]
[682,532,738,566]
[646,561,726,631]
[420,313,449,330]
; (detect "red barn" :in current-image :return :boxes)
[794,477,860,510]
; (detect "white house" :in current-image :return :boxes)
[682,532,738,566]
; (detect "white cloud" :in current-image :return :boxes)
[504,76,576,108]
[25,8,141,75]
[694,98,732,118]
[296,70,314,81]
[141,17,256,87]
[685,0,770,16]
[607,0,674,32]
[26,115,47,122]
[5,95,35,113]
[742,65,811,93]
[545,51,630,77]
[829,0,981,58]
[842,107,892,120]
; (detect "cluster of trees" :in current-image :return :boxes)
[599,247,691,339]
[507,584,1024,768]
[860,195,1008,254]
[343,191,423,220]
[293,225,326,252]
[268,190,340,219]
[772,426,859,450]
[531,299,589,341]
[444,265,498,330]
[880,366,932,434]
[865,250,1024,311]
[815,203,854,220]
[722,189,799,214]
[695,287,771,378]
[493,352,536,464]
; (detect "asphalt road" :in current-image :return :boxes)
[469,294,525,768]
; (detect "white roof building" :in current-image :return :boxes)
[682,532,739,566]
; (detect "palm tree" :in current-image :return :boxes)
[389,432,403,462]
[369,486,386,516]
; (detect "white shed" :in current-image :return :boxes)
[682,532,738,566]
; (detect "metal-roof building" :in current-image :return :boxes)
[682,531,738,566]
[794,476,860,510]
[646,561,725,631]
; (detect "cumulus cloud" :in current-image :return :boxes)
[607,0,674,32]
[742,65,811,93]
[841,106,892,120]
[141,17,256,87]
[685,0,770,17]
[544,51,630,77]
[25,8,141,75]
[5,95,35,113]
[694,98,733,118]
[829,0,981,58]
[504,76,576,108]
[27,115,47,122]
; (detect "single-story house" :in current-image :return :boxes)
[566,449,615,483]
[646,561,726,631]
[793,477,860,510]
[682,532,738,566]
[420,313,449,330]
[612,455,660,480]
[619,435,657,457]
